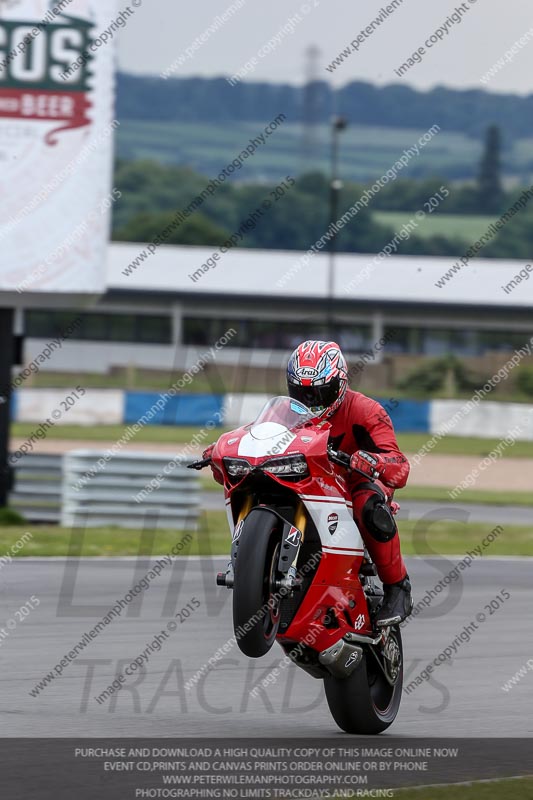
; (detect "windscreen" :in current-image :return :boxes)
[251,396,314,432]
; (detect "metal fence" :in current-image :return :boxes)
[10,451,200,529]
[10,454,62,523]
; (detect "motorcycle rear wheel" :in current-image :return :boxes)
[324,626,403,734]
[233,510,282,658]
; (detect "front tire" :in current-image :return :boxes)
[233,510,283,658]
[324,626,403,734]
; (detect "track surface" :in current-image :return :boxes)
[1,554,532,738]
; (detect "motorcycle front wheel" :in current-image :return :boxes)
[324,626,403,734]
[232,509,283,658]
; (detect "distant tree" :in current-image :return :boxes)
[111,158,533,260]
[397,233,470,257]
[477,125,504,214]
[297,171,330,196]
[114,211,230,246]
[116,72,533,140]
[398,355,482,396]
[516,368,533,397]
[481,208,533,258]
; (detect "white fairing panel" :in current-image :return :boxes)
[238,423,296,458]
[301,496,364,555]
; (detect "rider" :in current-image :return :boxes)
[286,340,413,627]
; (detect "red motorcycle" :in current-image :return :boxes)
[189,396,403,734]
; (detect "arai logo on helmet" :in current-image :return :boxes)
[297,367,318,378]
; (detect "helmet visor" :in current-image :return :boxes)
[288,376,341,412]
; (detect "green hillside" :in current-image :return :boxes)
[375,211,497,241]
[116,120,533,183]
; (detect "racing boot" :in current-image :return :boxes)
[376,575,413,627]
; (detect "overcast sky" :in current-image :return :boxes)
[117,0,533,95]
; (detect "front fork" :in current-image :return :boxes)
[216,495,252,588]
[216,499,307,592]
[274,502,307,593]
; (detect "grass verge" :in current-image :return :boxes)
[395,776,533,799]
[399,486,533,508]
[11,426,533,459]
[11,423,229,445]
[201,477,533,508]
[397,433,533,459]
[375,210,496,241]
[0,514,531,557]
[399,520,531,557]
[0,512,228,557]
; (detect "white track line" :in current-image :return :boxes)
[14,555,533,562]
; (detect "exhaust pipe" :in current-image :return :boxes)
[319,639,363,679]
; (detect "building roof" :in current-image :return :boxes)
[107,243,532,309]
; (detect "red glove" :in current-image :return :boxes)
[350,450,384,480]
[202,444,215,461]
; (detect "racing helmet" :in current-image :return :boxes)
[287,340,348,420]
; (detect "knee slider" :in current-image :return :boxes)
[362,495,398,543]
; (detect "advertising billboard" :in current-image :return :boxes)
[0,0,117,302]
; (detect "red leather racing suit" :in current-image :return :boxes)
[328,389,410,584]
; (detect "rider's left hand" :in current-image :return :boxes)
[350,450,384,479]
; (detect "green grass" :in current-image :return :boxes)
[397,433,533,459]
[200,471,533,507]
[201,475,533,506]
[0,514,531,557]
[375,211,496,241]
[0,512,228,557]
[10,423,230,444]
[12,424,532,460]
[399,520,532,558]
[399,485,533,508]
[396,777,533,800]
[116,120,533,184]
[24,370,272,393]
[28,371,168,390]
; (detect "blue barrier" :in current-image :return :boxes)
[124,392,225,426]
[11,389,430,433]
[10,391,17,422]
[377,397,430,433]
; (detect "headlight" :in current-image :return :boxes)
[261,454,308,477]
[223,457,252,477]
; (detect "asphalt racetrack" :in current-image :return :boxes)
[1,553,532,738]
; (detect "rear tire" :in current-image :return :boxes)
[324,626,403,734]
[233,510,283,658]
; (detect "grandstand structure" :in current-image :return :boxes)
[21,244,533,374]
